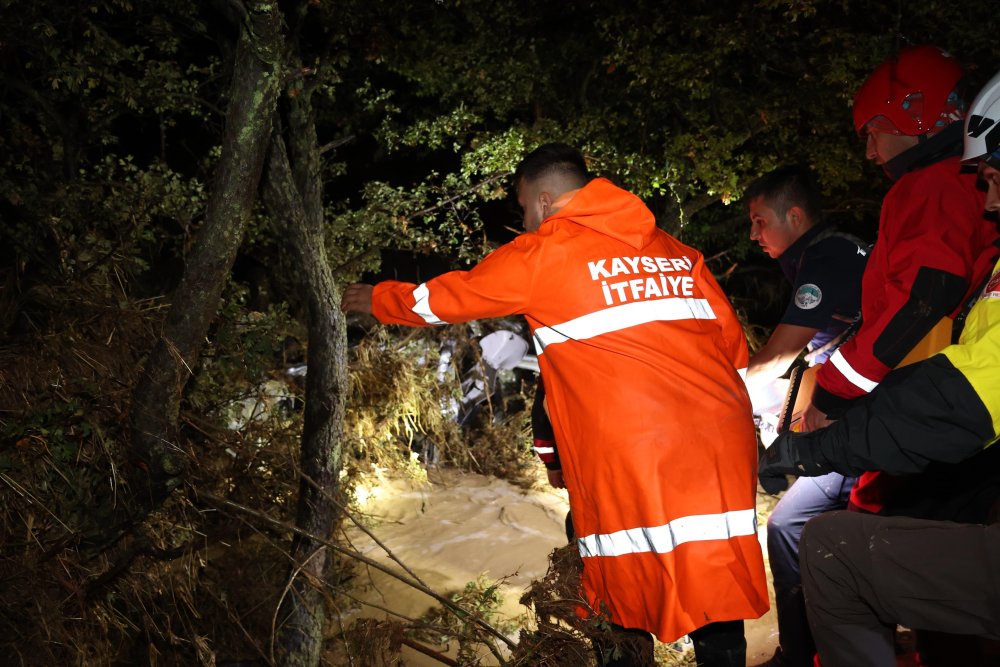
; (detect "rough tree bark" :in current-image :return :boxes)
[262,66,348,665]
[129,1,283,511]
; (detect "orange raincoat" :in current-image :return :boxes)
[370,178,768,641]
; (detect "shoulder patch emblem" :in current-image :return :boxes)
[984,269,1000,300]
[795,283,822,310]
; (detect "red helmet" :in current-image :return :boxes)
[852,45,964,136]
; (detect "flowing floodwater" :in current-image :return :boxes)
[336,467,778,665]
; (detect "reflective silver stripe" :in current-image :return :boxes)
[577,508,757,558]
[411,283,445,325]
[532,298,716,354]
[829,349,878,393]
[532,446,555,455]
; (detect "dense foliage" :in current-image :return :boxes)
[0,0,996,663]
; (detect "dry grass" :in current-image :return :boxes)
[0,284,546,666]
[0,282,309,664]
[0,281,771,666]
[345,324,538,488]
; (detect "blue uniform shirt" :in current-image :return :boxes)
[777,223,868,363]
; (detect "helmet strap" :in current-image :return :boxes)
[883,122,963,181]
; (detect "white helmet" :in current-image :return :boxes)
[963,69,1000,167]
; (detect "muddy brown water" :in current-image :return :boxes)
[335,468,778,665]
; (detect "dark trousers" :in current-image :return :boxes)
[801,511,1000,667]
[689,620,746,667]
[766,472,855,667]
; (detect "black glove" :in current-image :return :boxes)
[758,432,831,495]
[758,461,790,495]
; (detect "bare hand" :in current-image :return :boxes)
[546,469,566,489]
[341,283,374,315]
[800,402,834,432]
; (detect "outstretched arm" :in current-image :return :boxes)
[343,238,539,327]
[745,323,818,389]
[759,357,995,493]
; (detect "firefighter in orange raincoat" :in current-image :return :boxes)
[342,144,768,667]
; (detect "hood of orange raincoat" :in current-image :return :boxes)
[542,177,657,250]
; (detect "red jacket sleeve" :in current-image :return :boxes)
[813,165,988,415]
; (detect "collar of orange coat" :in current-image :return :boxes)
[540,177,657,250]
[549,188,581,212]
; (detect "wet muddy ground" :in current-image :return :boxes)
[336,467,780,665]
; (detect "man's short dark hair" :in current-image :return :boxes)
[513,142,589,189]
[744,165,823,222]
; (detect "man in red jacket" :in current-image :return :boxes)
[798,46,998,517]
[342,143,768,666]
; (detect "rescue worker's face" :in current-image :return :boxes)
[980,163,1000,212]
[864,128,918,166]
[516,177,549,233]
[747,196,799,259]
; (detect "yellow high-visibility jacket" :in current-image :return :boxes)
[943,253,1000,441]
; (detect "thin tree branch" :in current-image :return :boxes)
[406,173,507,221]
[299,472,429,590]
[196,491,516,655]
[270,547,325,665]
[319,134,355,155]
[401,637,461,666]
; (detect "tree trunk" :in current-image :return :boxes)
[263,79,348,665]
[129,1,283,511]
